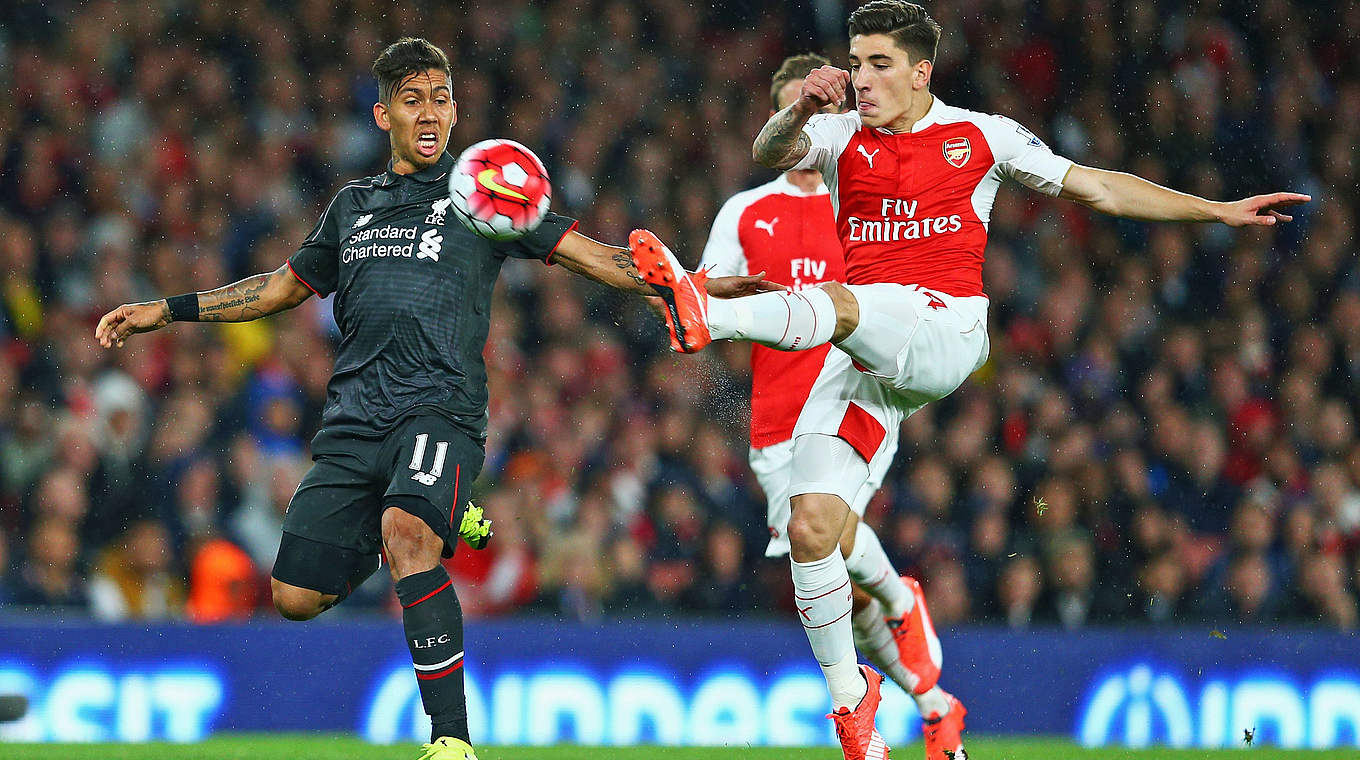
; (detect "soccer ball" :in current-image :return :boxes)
[447,139,551,241]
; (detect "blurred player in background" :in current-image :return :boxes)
[699,51,956,754]
[94,37,770,760]
[632,2,1309,759]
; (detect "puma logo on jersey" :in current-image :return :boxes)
[352,213,373,229]
[418,229,443,261]
[857,145,880,168]
[754,217,779,236]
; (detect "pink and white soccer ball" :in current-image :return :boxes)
[448,139,552,241]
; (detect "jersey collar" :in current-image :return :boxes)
[381,151,455,186]
[775,173,828,196]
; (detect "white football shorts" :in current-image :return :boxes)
[751,400,898,557]
[787,283,990,506]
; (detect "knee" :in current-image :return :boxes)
[381,506,442,579]
[818,282,860,340]
[271,578,327,621]
[787,495,846,558]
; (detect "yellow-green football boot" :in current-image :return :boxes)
[418,736,478,760]
[457,501,492,550]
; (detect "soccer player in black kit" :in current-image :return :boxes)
[95,38,769,760]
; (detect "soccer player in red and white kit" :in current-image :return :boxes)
[700,52,957,758]
[632,3,1309,759]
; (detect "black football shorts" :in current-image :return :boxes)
[271,410,483,594]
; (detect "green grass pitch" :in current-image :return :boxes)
[0,735,1342,759]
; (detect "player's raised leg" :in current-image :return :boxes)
[271,453,388,621]
[629,229,860,354]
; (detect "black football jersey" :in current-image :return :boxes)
[287,151,576,441]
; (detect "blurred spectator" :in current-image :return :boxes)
[1198,552,1281,625]
[88,519,184,621]
[997,555,1044,629]
[683,521,754,613]
[230,455,306,570]
[9,519,87,610]
[185,537,259,623]
[1040,537,1121,629]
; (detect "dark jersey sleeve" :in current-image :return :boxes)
[286,190,346,296]
[497,212,578,264]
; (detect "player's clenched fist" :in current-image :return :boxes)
[798,65,850,111]
[94,300,170,348]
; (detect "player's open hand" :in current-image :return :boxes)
[95,300,171,348]
[798,65,850,111]
[1217,192,1311,227]
[706,272,786,299]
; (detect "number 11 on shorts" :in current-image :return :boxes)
[409,432,448,486]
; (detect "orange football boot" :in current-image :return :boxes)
[885,576,942,694]
[922,691,967,760]
[828,665,891,760]
[628,229,711,353]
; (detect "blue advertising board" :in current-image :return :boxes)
[1,617,1357,749]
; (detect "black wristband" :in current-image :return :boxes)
[166,293,199,323]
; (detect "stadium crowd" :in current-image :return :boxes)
[0,0,1357,630]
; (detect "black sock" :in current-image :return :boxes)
[394,566,469,743]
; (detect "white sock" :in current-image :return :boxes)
[915,685,951,720]
[844,522,914,618]
[706,288,837,350]
[791,549,865,709]
[852,598,920,693]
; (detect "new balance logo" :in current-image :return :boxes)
[797,605,814,621]
[754,217,779,236]
[417,229,443,261]
[857,145,880,168]
[409,433,448,486]
[352,213,373,229]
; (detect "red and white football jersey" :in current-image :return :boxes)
[793,97,1074,297]
[701,174,845,449]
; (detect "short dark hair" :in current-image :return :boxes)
[770,52,832,111]
[847,0,942,64]
[372,37,453,104]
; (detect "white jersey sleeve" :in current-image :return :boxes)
[791,112,860,174]
[981,115,1074,197]
[699,193,749,277]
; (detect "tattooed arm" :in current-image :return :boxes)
[551,231,653,294]
[95,264,313,348]
[195,265,313,321]
[753,104,815,171]
[753,64,850,170]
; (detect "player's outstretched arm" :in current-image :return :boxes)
[753,65,849,170]
[1058,165,1311,226]
[95,263,313,348]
